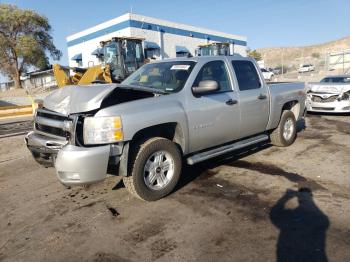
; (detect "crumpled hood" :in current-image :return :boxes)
[44,84,119,115]
[309,83,350,94]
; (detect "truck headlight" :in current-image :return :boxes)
[83,116,123,144]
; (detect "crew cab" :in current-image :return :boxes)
[26,56,306,201]
[306,75,350,113]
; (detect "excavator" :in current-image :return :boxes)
[196,42,232,56]
[53,37,145,88]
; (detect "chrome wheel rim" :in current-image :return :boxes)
[283,118,294,141]
[143,151,175,190]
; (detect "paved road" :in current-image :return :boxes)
[0,114,349,261]
[0,120,33,137]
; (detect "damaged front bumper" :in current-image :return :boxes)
[306,94,350,113]
[55,144,112,186]
[25,131,122,186]
[25,131,67,167]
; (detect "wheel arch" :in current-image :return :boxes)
[281,100,300,119]
[130,122,186,155]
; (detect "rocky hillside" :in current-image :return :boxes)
[257,36,350,69]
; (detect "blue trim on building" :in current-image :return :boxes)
[67,19,247,47]
[67,20,131,47]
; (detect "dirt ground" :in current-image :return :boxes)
[0,114,349,262]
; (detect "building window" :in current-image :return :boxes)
[176,46,192,58]
[144,41,161,60]
[71,53,83,67]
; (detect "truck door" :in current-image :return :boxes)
[231,60,269,137]
[186,60,241,153]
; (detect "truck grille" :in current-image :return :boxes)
[34,108,71,138]
[312,95,338,103]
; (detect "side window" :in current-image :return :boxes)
[193,60,232,92]
[232,60,261,91]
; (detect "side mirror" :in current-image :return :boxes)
[192,80,219,95]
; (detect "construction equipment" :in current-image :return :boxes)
[53,37,145,87]
[195,42,232,57]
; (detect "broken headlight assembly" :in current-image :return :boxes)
[83,116,123,144]
[306,90,312,100]
[339,91,350,101]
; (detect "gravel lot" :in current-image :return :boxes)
[0,114,349,262]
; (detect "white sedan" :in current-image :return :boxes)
[306,75,350,113]
[261,68,274,81]
[298,64,315,73]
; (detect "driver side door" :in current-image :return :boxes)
[186,60,241,153]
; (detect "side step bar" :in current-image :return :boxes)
[186,134,269,165]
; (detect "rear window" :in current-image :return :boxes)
[231,60,261,91]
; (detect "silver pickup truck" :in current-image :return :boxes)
[26,55,306,201]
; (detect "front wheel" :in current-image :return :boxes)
[123,137,182,201]
[270,110,297,147]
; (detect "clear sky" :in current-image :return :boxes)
[1,0,350,66]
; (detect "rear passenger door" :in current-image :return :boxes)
[231,60,269,137]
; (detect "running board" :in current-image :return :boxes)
[186,134,269,165]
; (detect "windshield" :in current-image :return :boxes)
[321,77,350,83]
[103,42,119,64]
[124,40,144,63]
[122,61,196,93]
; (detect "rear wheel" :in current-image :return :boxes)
[123,137,182,201]
[270,110,297,147]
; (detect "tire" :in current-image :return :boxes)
[270,110,297,147]
[123,137,182,201]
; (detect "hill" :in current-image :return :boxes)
[256,36,350,69]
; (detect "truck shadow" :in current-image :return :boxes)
[176,117,307,191]
[296,118,306,132]
[175,142,273,191]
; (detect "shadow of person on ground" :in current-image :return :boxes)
[270,188,329,262]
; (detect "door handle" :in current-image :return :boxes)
[226,99,238,105]
[258,94,267,100]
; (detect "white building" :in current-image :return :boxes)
[327,49,350,72]
[66,13,247,68]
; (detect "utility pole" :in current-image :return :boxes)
[301,48,304,65]
[281,48,284,77]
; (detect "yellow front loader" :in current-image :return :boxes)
[53,37,145,88]
[52,64,112,88]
